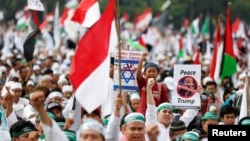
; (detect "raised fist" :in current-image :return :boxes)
[148,78,155,84]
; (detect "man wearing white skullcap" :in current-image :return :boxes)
[62,85,73,100]
[10,82,29,119]
[62,85,74,105]
[47,91,63,106]
[78,119,106,141]
[127,93,141,113]
[57,77,69,91]
[38,75,53,90]
[30,64,42,84]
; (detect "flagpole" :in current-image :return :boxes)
[245,71,250,116]
[115,0,122,94]
[115,0,127,110]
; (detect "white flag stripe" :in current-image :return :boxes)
[75,55,110,113]
[81,2,100,28]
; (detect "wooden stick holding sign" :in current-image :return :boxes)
[114,0,128,110]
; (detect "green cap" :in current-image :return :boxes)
[37,112,56,122]
[239,117,250,125]
[12,126,34,138]
[157,102,172,112]
[202,112,219,121]
[63,130,77,141]
[124,113,145,125]
[181,131,200,141]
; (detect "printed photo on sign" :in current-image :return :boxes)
[177,76,198,98]
[172,64,201,109]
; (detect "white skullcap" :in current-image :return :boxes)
[1,55,6,60]
[0,66,7,72]
[10,82,22,90]
[78,119,105,139]
[209,104,218,112]
[52,62,60,74]
[62,85,73,93]
[40,75,52,82]
[33,65,40,70]
[48,91,62,100]
[57,77,68,85]
[202,76,213,86]
[27,80,35,86]
[163,77,174,90]
[130,93,140,100]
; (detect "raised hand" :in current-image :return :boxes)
[63,118,74,130]
[2,87,14,109]
[30,91,46,110]
[146,124,159,141]
[141,52,148,61]
[147,78,155,89]
[114,93,123,117]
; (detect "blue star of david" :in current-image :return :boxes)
[121,63,136,84]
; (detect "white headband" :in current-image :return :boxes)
[48,91,62,99]
[78,119,105,139]
[62,85,73,93]
[10,82,22,90]
[130,93,140,100]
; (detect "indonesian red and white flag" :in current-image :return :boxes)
[71,0,100,28]
[70,0,117,113]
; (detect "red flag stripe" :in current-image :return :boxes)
[224,5,235,58]
[70,0,115,90]
[210,16,221,79]
[71,0,97,25]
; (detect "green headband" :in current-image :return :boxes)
[63,130,77,141]
[202,112,219,121]
[124,113,145,125]
[12,127,33,138]
[37,112,56,122]
[157,103,172,112]
[57,121,65,129]
[240,119,250,125]
[181,131,200,141]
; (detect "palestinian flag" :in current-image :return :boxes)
[220,4,237,79]
[23,10,40,62]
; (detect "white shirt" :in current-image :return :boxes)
[23,104,38,120]
[13,97,29,119]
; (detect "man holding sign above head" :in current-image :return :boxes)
[136,52,169,115]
